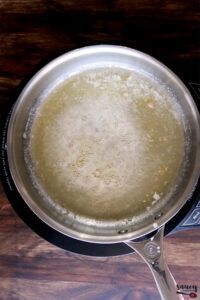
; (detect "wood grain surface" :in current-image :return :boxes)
[0,1,200,299]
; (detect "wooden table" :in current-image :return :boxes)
[0,1,199,299]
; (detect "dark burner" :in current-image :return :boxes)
[1,108,199,257]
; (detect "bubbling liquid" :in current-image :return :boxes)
[26,67,185,220]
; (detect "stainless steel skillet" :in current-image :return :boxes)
[7,46,200,300]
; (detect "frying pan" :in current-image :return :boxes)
[7,46,200,300]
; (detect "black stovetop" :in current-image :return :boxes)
[1,102,200,257]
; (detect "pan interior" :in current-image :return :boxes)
[24,67,185,227]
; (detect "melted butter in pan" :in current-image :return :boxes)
[27,68,185,220]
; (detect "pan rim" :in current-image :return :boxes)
[7,45,200,244]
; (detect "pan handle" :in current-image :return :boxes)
[125,226,184,300]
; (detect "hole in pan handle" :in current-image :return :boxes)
[125,226,184,300]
